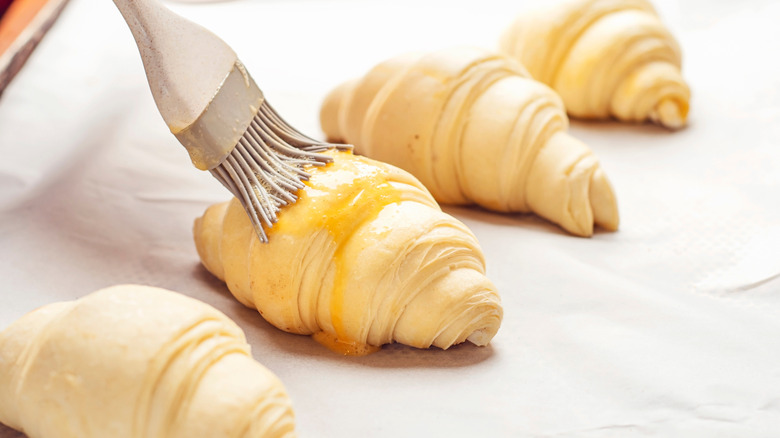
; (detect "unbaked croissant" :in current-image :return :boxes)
[194,149,502,354]
[500,0,690,129]
[320,47,618,237]
[0,285,295,438]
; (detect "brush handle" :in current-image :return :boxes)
[112,0,237,133]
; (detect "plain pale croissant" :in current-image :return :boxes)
[500,0,690,129]
[194,149,502,355]
[320,47,619,237]
[0,285,295,438]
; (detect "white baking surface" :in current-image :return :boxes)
[1,0,779,436]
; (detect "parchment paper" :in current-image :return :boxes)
[1,0,779,436]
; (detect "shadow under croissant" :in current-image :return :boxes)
[193,264,496,369]
[568,117,690,137]
[442,205,617,238]
[442,205,569,236]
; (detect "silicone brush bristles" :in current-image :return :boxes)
[210,101,350,242]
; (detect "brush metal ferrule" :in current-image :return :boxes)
[173,60,263,170]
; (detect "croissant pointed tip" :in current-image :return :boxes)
[320,80,354,143]
[466,326,499,347]
[651,98,689,130]
[589,168,620,232]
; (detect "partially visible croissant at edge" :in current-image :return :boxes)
[0,285,295,438]
[194,150,502,354]
[320,47,618,237]
[500,0,690,129]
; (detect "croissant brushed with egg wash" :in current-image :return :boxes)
[500,0,690,128]
[320,47,618,236]
[0,285,295,438]
[194,150,502,354]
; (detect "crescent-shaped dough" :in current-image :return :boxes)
[320,47,618,237]
[500,0,690,128]
[0,285,295,438]
[194,150,502,354]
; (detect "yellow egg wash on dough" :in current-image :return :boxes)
[194,148,503,353]
[271,150,401,355]
[311,331,381,356]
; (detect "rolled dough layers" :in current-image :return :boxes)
[500,0,690,129]
[194,149,502,354]
[0,285,295,438]
[320,47,618,237]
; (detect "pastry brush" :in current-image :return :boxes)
[112,0,348,242]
